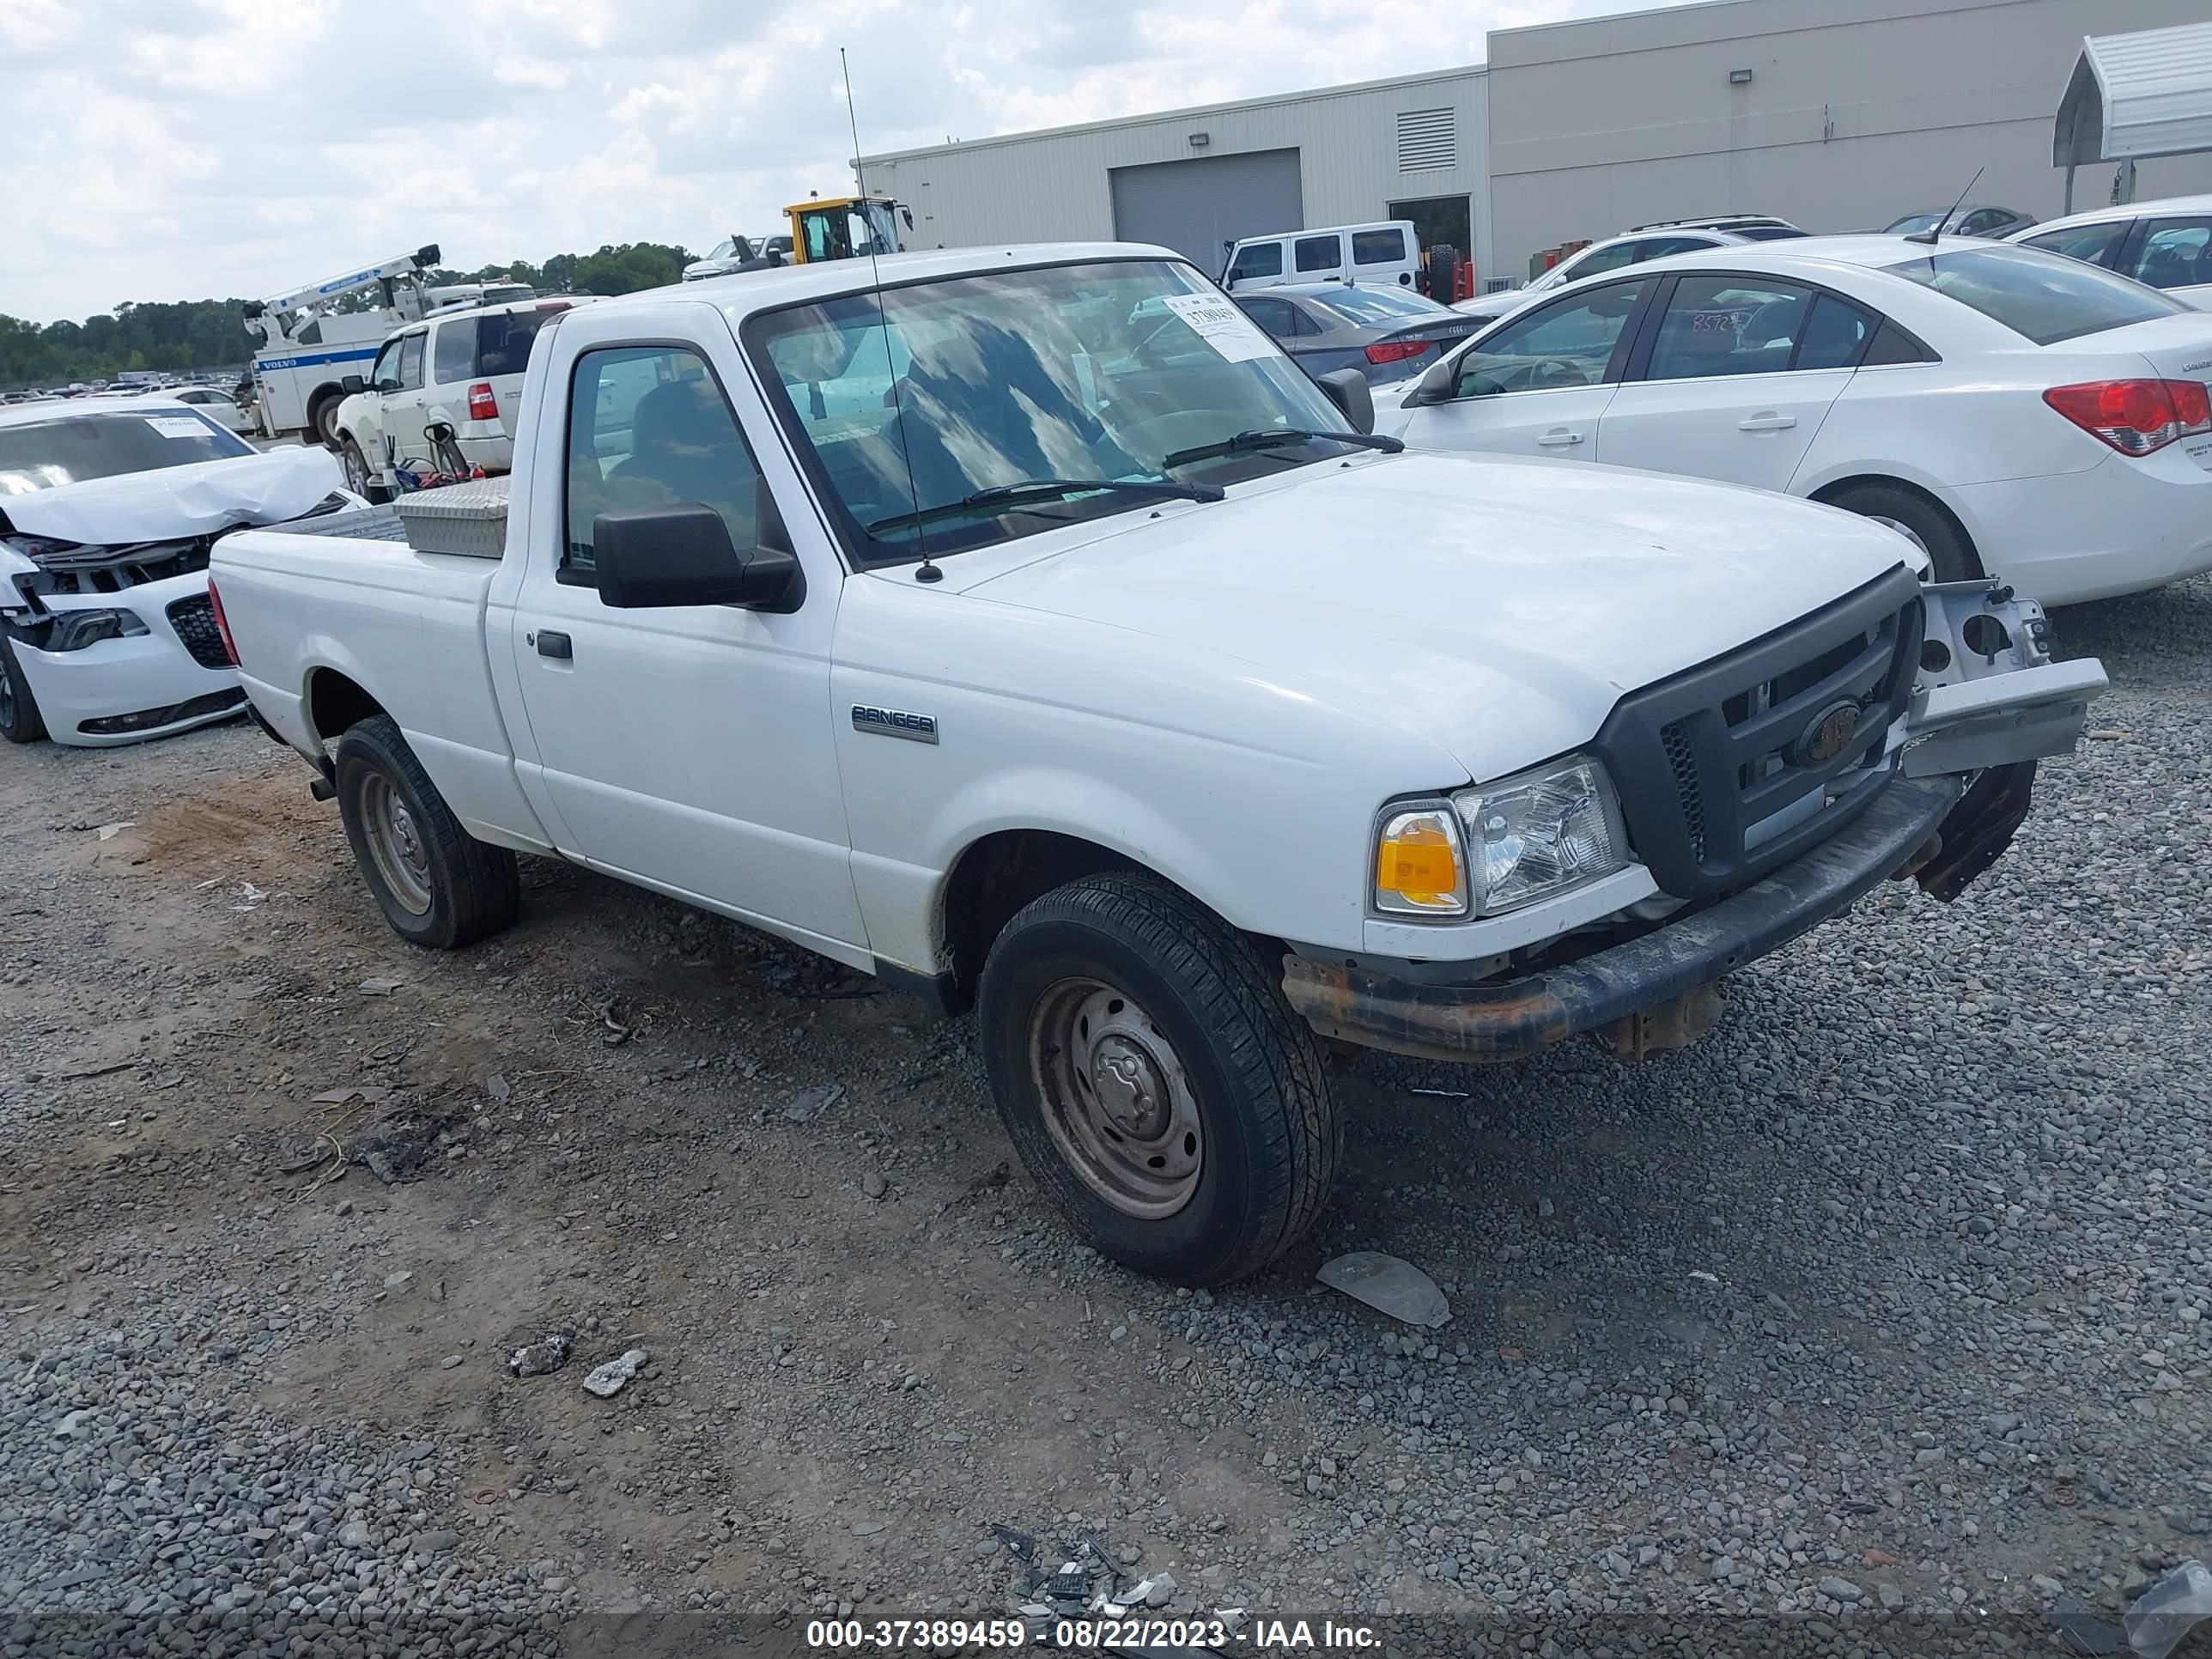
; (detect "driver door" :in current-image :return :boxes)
[371,330,431,471]
[1396,277,1651,461]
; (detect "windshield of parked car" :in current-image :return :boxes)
[750,258,1358,564]
[0,410,252,495]
[1304,287,1455,325]
[1885,212,1941,234]
[1884,244,2185,343]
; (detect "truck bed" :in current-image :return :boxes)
[210,507,550,853]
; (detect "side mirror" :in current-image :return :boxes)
[1412,356,1459,406]
[1313,368,1375,434]
[592,503,804,613]
[341,374,366,395]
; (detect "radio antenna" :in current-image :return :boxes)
[842,47,939,583]
[1905,167,1982,247]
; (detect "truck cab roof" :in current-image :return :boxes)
[665,240,1183,321]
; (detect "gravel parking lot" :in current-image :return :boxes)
[1,578,2208,1657]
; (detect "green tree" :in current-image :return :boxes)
[1,240,700,388]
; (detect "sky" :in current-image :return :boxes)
[3,0,1660,325]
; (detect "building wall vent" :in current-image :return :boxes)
[1396,107,1456,172]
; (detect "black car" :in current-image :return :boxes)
[1231,283,1480,384]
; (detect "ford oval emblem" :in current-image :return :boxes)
[1795,699,1863,767]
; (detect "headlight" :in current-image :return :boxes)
[1453,754,1628,915]
[43,608,149,652]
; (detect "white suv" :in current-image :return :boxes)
[332,297,582,497]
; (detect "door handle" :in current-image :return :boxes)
[1738,412,1797,432]
[1536,428,1584,447]
[534,630,573,660]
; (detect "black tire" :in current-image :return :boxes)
[307,395,341,449]
[332,714,519,948]
[337,435,380,501]
[977,871,1339,1286]
[1825,482,1982,583]
[0,635,47,744]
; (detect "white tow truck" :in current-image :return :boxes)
[240,245,444,448]
[208,243,2106,1285]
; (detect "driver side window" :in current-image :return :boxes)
[369,339,405,393]
[1453,278,1649,398]
[562,345,764,579]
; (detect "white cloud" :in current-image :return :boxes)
[1,0,1674,322]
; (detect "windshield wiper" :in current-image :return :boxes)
[1162,427,1404,470]
[866,477,1222,537]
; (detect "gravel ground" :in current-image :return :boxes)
[0,578,2208,1658]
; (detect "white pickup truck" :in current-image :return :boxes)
[209,243,2105,1285]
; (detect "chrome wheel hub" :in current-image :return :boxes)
[1030,979,1203,1219]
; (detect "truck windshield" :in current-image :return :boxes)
[0,410,252,495]
[749,258,1359,562]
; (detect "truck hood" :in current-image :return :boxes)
[962,452,1920,778]
[0,445,340,544]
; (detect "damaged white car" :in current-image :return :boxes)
[0,401,358,746]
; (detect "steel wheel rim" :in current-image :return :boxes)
[1028,977,1203,1219]
[361,773,433,915]
[341,443,369,495]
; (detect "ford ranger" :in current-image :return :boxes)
[207,244,2106,1285]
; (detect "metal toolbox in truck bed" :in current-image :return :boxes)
[393,477,510,559]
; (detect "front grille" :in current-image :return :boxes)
[1658,719,1705,862]
[1594,567,1924,901]
[165,594,230,669]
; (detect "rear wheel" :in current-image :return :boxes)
[308,395,342,449]
[1825,482,1982,584]
[333,714,519,948]
[0,635,48,744]
[977,872,1339,1285]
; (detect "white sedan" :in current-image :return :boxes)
[0,400,355,746]
[1377,236,2212,606]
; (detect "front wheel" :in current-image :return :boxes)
[337,436,392,504]
[976,872,1340,1286]
[0,635,48,744]
[333,714,520,948]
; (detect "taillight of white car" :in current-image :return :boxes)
[2042,378,2212,456]
[467,383,498,422]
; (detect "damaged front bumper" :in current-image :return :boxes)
[1284,582,2106,1065]
[1285,773,1982,1063]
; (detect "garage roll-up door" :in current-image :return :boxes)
[1109,149,1304,276]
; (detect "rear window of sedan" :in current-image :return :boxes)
[1883,245,2184,344]
[1304,287,1455,326]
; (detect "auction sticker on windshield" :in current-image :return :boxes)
[1159,293,1272,363]
[146,416,210,439]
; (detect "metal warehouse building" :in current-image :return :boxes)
[861,0,2212,292]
